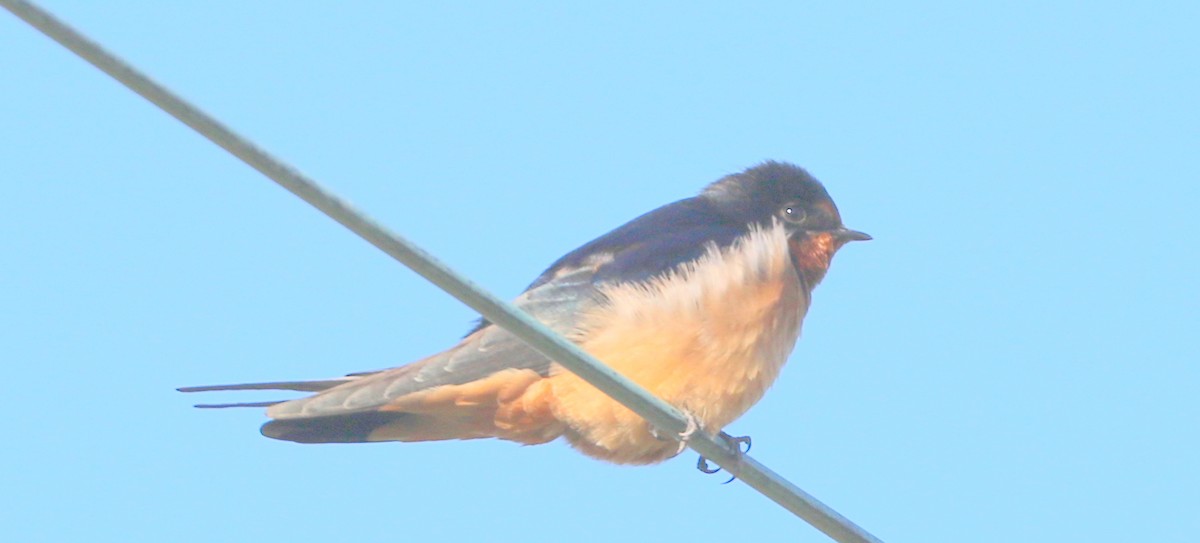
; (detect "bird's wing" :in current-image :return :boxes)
[183,196,747,421]
[463,196,744,333]
[264,264,600,420]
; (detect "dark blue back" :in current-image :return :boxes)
[531,197,746,288]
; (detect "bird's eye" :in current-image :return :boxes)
[780,203,807,224]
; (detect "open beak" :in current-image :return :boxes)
[833,227,872,242]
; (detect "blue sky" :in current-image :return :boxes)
[2,2,1196,542]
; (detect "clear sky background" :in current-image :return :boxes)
[2,2,1196,542]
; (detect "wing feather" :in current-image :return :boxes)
[178,379,355,393]
[265,266,600,420]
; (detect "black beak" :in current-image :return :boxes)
[833,228,872,242]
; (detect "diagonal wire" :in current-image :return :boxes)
[0,2,884,542]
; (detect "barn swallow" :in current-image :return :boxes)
[180,161,869,465]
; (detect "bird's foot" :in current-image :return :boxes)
[650,411,701,456]
[674,411,700,455]
[696,432,753,483]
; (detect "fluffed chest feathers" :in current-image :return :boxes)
[541,224,809,464]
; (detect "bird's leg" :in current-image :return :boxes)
[673,411,700,455]
[650,410,701,455]
[695,432,753,478]
[724,433,752,454]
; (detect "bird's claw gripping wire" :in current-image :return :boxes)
[673,411,700,455]
[647,412,752,481]
[697,433,752,483]
[650,410,701,456]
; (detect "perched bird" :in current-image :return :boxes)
[180,161,869,465]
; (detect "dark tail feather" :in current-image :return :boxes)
[194,401,284,409]
[177,379,352,393]
[260,412,409,444]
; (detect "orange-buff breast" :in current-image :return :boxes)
[507,224,809,464]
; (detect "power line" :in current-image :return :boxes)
[0,2,883,541]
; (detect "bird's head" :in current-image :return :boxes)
[701,161,870,286]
